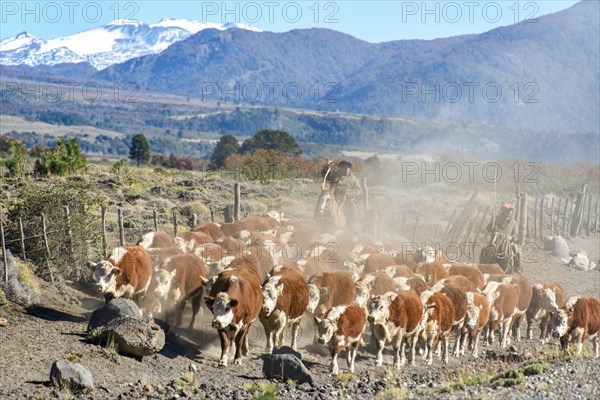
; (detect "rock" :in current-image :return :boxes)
[262,353,314,386]
[50,360,94,393]
[0,317,7,327]
[88,298,141,332]
[551,236,570,259]
[100,316,165,357]
[272,345,303,360]
[568,253,593,271]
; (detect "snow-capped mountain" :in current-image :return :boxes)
[0,19,261,70]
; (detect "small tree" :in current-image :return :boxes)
[211,135,240,168]
[129,134,150,166]
[34,138,86,177]
[5,141,29,178]
[241,129,301,156]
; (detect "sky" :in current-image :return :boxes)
[0,0,580,43]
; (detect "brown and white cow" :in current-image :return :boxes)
[484,274,532,342]
[90,246,153,304]
[526,282,567,341]
[384,264,415,279]
[415,262,449,285]
[314,304,367,375]
[550,296,600,357]
[448,264,485,290]
[476,263,505,275]
[419,290,455,364]
[362,253,397,276]
[430,280,468,357]
[393,276,429,295]
[138,231,177,249]
[259,266,309,353]
[191,222,225,241]
[142,253,206,328]
[462,291,490,358]
[482,281,519,348]
[368,290,423,368]
[204,267,263,367]
[354,272,396,310]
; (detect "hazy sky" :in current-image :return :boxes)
[1,1,580,42]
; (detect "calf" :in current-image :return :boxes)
[368,290,423,368]
[448,264,485,290]
[463,291,490,358]
[90,246,153,304]
[419,291,455,364]
[204,267,263,367]
[260,267,309,353]
[526,282,567,341]
[415,262,449,285]
[483,282,519,348]
[550,296,600,357]
[315,304,367,375]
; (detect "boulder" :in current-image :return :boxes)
[262,353,314,386]
[100,316,165,357]
[88,298,141,332]
[50,360,94,393]
[551,236,570,259]
[272,345,303,360]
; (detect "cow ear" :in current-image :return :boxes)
[200,276,209,286]
[112,267,122,275]
[87,261,96,269]
[276,283,285,294]
[230,299,239,308]
[320,287,329,298]
[314,316,322,325]
[170,269,177,279]
[426,304,436,310]
[204,296,215,308]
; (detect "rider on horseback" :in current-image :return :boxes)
[321,159,362,231]
[486,203,522,273]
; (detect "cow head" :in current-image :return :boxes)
[344,261,364,282]
[206,292,239,330]
[534,284,560,312]
[90,261,122,296]
[466,303,483,330]
[306,284,320,314]
[262,279,284,317]
[549,309,569,338]
[367,292,396,324]
[314,316,336,344]
[149,269,177,299]
[354,281,371,309]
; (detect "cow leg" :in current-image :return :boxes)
[189,289,203,330]
[526,312,535,340]
[374,334,385,366]
[330,348,340,375]
[290,319,301,351]
[472,330,481,358]
[501,317,513,348]
[426,335,436,365]
[234,327,249,365]
[348,341,359,373]
[511,313,523,342]
[539,313,550,342]
[459,326,468,356]
[274,316,287,350]
[217,329,229,367]
[453,325,462,357]
[442,333,450,364]
[592,334,599,358]
[392,330,405,370]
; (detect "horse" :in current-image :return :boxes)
[479,232,519,274]
[313,189,345,233]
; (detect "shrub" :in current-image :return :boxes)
[0,250,40,307]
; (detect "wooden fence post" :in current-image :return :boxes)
[172,210,179,238]
[570,184,587,237]
[101,206,108,259]
[1,217,8,283]
[562,198,570,237]
[18,217,27,262]
[539,198,545,239]
[192,213,198,228]
[518,194,527,246]
[550,198,555,236]
[210,209,215,223]
[153,210,159,232]
[234,183,241,222]
[361,178,369,211]
[515,186,521,222]
[118,208,125,247]
[41,214,54,284]
[595,197,599,236]
[443,209,458,242]
[585,194,592,236]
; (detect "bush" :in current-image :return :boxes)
[0,287,7,306]
[34,138,87,177]
[0,250,40,307]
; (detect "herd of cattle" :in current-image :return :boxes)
[88,212,600,374]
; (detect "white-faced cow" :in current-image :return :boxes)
[90,246,153,304]
[204,267,263,367]
[462,291,490,358]
[526,282,567,341]
[550,296,600,358]
[314,304,367,375]
[259,266,309,353]
[419,290,455,364]
[368,290,423,369]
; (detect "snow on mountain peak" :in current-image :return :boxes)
[0,18,259,70]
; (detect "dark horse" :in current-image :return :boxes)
[479,231,519,274]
